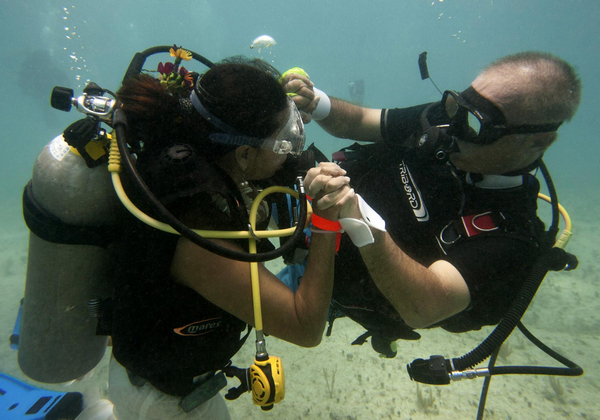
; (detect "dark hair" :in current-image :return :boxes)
[196,58,286,139]
[117,57,287,159]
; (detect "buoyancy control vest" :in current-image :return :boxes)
[110,144,268,396]
[329,138,547,357]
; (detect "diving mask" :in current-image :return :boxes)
[190,90,305,156]
[443,87,562,145]
[260,97,305,156]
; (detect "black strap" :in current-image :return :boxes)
[22,181,114,247]
[179,372,227,413]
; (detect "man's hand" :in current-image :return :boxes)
[304,162,355,221]
[281,72,320,123]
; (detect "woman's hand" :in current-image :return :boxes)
[304,162,356,221]
[172,161,351,347]
[281,72,319,123]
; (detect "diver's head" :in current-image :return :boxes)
[194,59,288,141]
[117,57,305,181]
[444,51,581,174]
[191,59,305,180]
[472,51,581,126]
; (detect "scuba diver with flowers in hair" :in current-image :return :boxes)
[105,54,355,420]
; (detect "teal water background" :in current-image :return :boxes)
[0,1,599,418]
[1,1,598,202]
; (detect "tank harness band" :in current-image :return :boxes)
[22,180,114,247]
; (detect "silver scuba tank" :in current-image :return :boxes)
[19,134,122,383]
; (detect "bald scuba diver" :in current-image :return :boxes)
[280,51,581,357]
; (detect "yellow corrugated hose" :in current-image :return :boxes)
[538,193,572,250]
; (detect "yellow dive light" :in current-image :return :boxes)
[279,67,309,97]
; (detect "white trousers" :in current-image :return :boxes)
[107,357,231,420]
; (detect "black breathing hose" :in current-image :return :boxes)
[451,159,563,371]
[113,45,309,262]
[493,322,583,377]
[407,159,582,384]
[451,247,570,371]
[113,110,309,263]
[539,161,560,247]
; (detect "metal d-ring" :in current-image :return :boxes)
[439,221,462,245]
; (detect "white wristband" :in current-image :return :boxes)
[338,218,373,247]
[312,87,331,121]
[338,194,386,248]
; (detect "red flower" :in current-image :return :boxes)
[158,61,175,75]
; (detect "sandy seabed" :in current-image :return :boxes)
[1,191,599,420]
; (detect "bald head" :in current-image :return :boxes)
[471,52,581,125]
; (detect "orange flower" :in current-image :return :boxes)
[182,71,193,87]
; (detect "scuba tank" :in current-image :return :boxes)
[19,81,123,383]
[19,130,122,383]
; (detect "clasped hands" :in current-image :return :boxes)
[304,162,360,222]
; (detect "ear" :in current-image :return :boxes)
[234,145,258,172]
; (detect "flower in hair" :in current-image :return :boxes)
[179,67,194,88]
[157,61,174,75]
[170,45,192,61]
[156,45,194,97]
